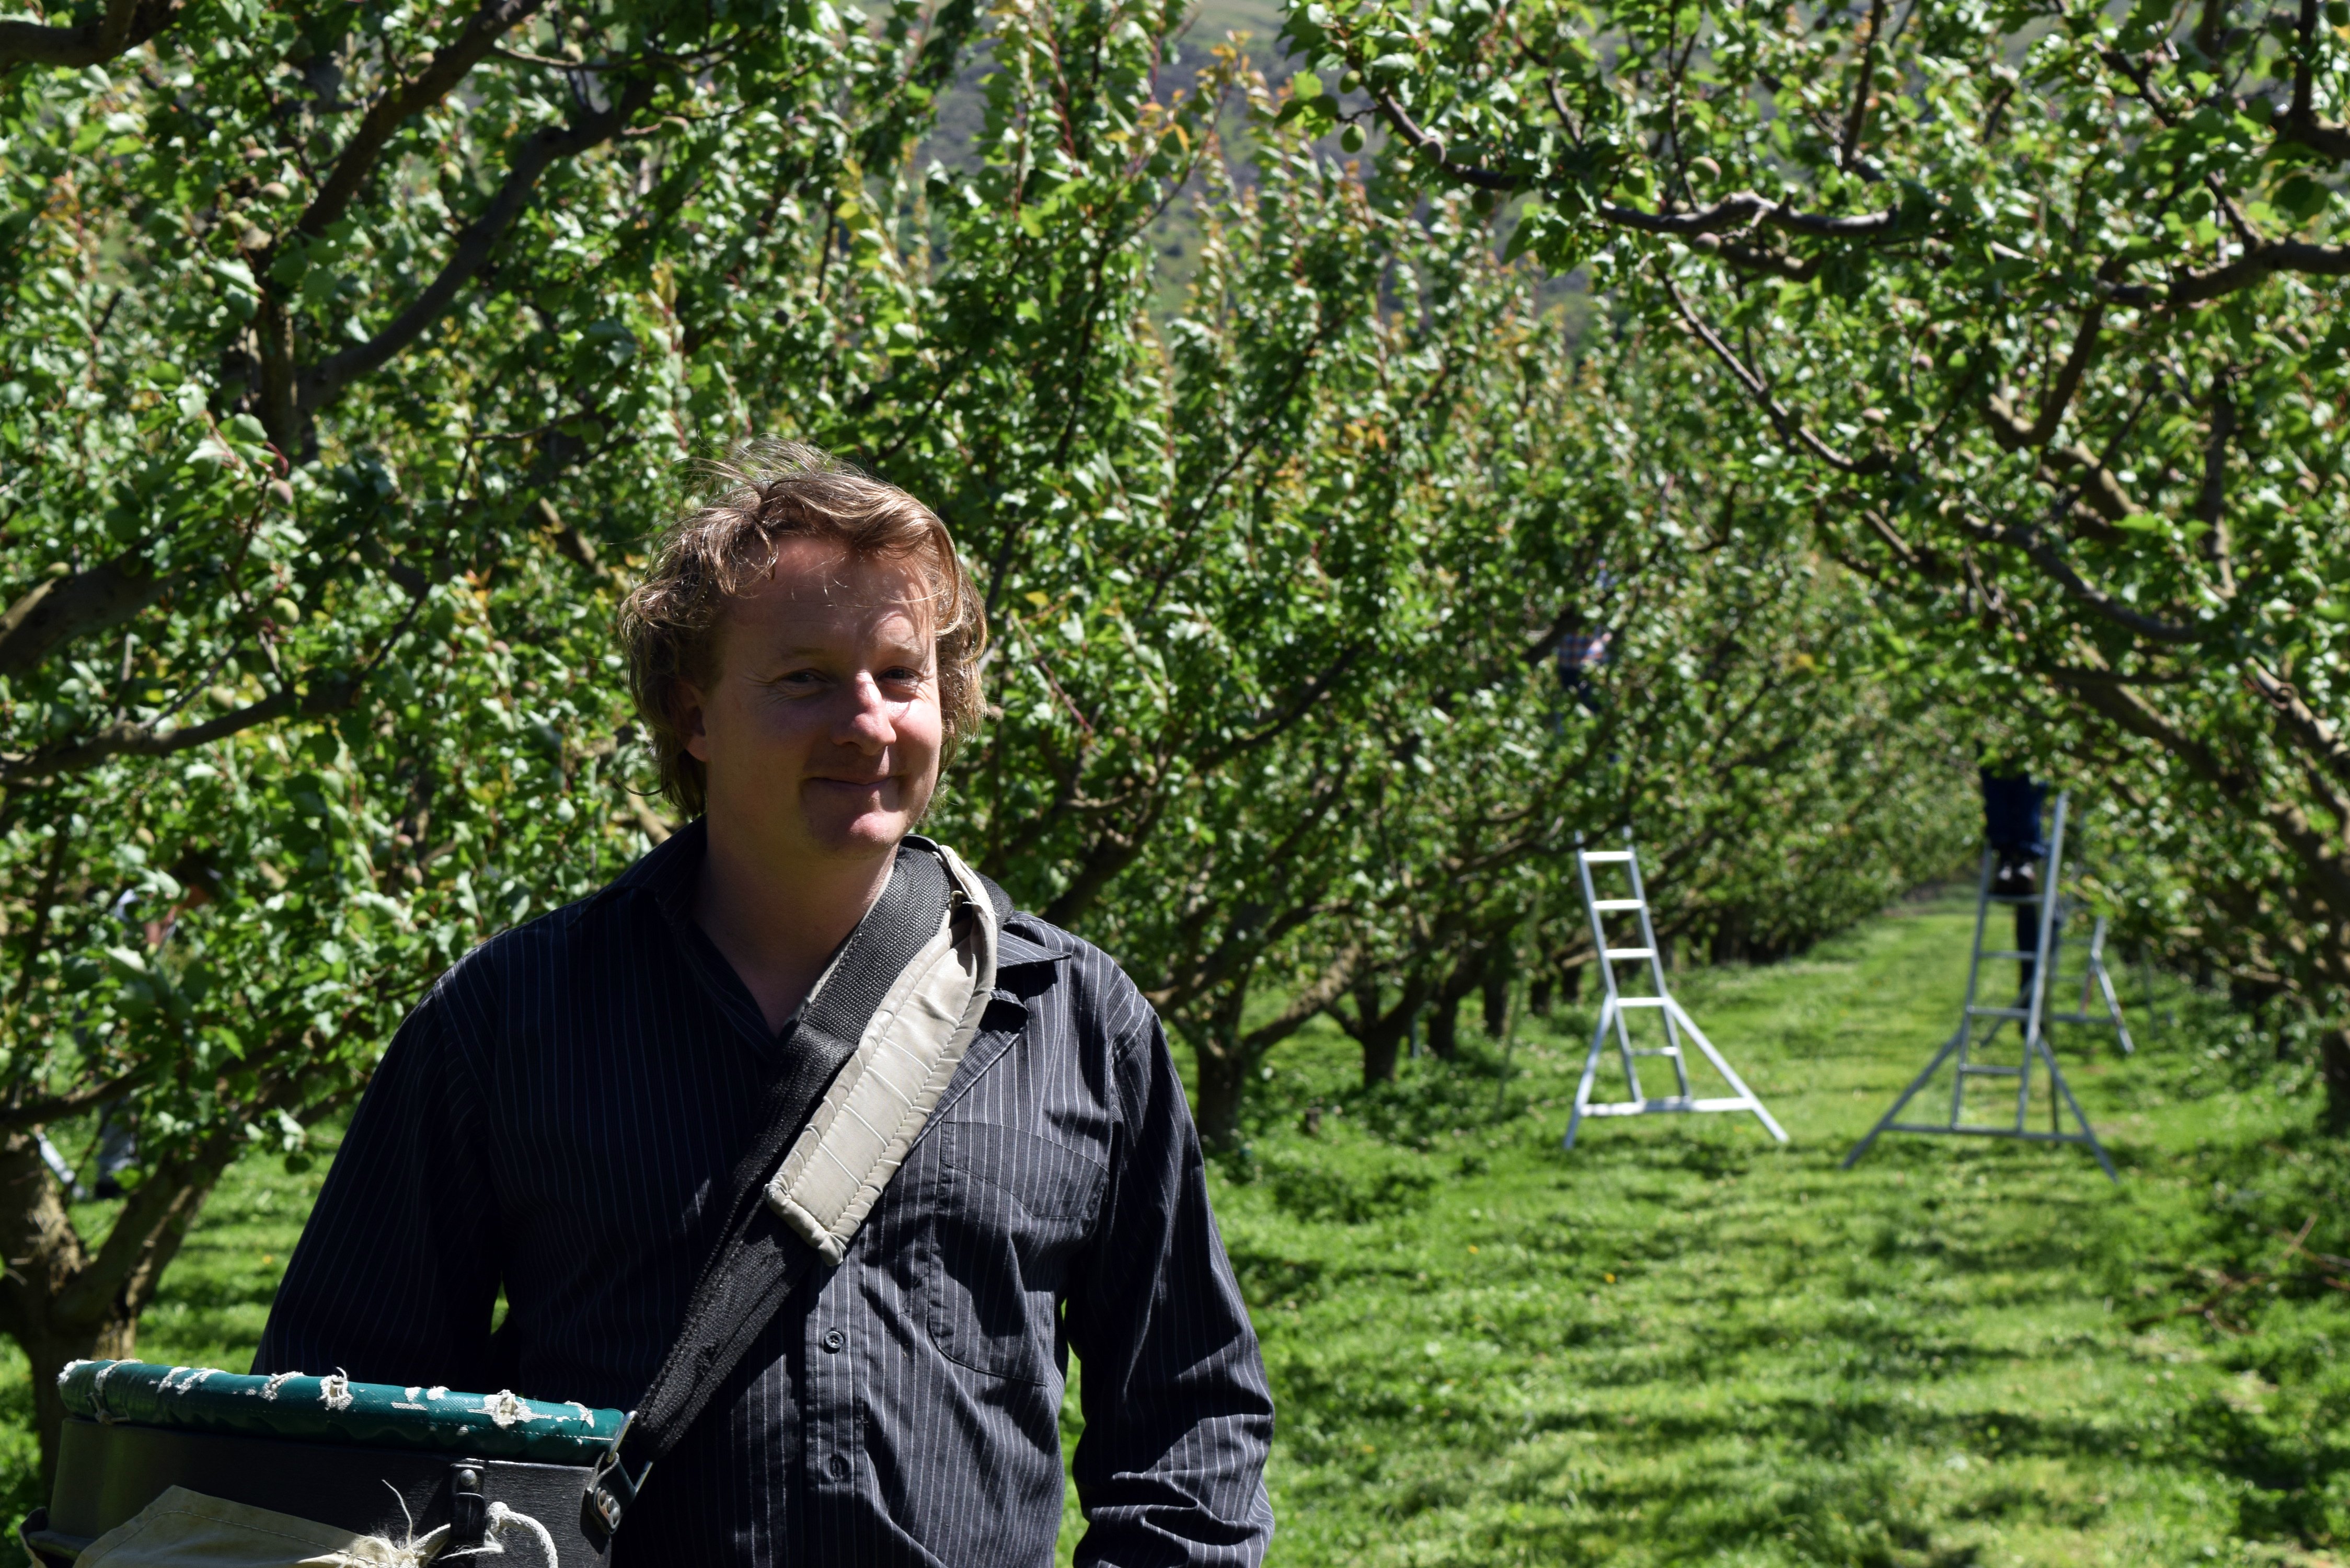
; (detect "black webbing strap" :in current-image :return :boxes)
[582,844,953,1551]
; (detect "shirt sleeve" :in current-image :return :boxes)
[252,987,502,1389]
[1066,1008,1275,1568]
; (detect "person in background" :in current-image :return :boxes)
[1979,766,2048,1000]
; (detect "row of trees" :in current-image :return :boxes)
[1292,0,2350,1110]
[0,0,2155,1471]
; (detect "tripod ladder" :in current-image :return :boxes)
[1842,792,2118,1181]
[1563,829,1789,1150]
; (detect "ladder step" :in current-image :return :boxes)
[1581,850,1634,863]
[1967,1006,2032,1020]
[1590,899,1645,912]
[1604,947,1655,960]
[1615,996,1669,1009]
[1882,1122,2093,1144]
[1977,949,2036,960]
[1583,1097,1755,1117]
[1959,1065,2023,1077]
[1627,1047,1684,1058]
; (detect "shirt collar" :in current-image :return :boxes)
[995,918,1077,970]
[601,821,1079,970]
[601,816,708,925]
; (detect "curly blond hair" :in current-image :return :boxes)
[617,441,986,817]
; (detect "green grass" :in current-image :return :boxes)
[1182,891,2350,1566]
[7,891,2346,1566]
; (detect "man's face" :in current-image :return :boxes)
[682,538,944,862]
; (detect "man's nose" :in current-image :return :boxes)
[837,672,897,751]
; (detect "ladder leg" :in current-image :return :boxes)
[2015,1023,2036,1133]
[1668,1000,1789,1143]
[2016,800,2067,1134]
[1950,1019,1977,1128]
[1845,1026,1966,1169]
[2038,1033,2119,1183]
[2096,956,2136,1055]
[1564,999,1614,1150]
[1951,849,1997,1128]
[2076,914,2099,1019]
[1613,996,1644,1104]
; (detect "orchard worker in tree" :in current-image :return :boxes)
[255,443,1275,1564]
[1978,762,2049,1000]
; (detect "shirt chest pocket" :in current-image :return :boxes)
[923,1119,1107,1383]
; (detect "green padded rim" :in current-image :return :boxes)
[57,1360,626,1465]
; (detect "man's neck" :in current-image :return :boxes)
[692,821,900,1034]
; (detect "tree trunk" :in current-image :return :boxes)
[1481,952,1512,1037]
[1192,1041,1249,1149]
[0,1126,233,1480]
[1425,995,1459,1059]
[2321,1024,2350,1134]
[1348,975,1426,1086]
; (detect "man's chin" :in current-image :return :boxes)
[803,810,915,858]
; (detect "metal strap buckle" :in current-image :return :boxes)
[580,1410,650,1550]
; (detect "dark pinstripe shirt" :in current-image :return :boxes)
[255,824,1275,1566]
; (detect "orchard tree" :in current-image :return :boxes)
[1288,0,2350,1117]
[0,0,972,1468]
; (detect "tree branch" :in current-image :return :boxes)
[0,671,361,783]
[1663,283,1890,475]
[2166,238,2350,304]
[1955,514,2205,644]
[0,553,180,683]
[52,1124,240,1328]
[294,0,552,242]
[1241,944,1361,1055]
[0,0,179,72]
[2245,661,2350,797]
[2198,370,2237,596]
[1839,0,1887,173]
[2283,0,2350,160]
[1984,298,2106,450]
[1363,84,1903,238]
[1699,235,1819,281]
[299,74,655,412]
[0,1071,145,1132]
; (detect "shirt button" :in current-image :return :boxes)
[825,1454,850,1481]
[822,1328,846,1353]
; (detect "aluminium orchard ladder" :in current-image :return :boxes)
[1563,829,1789,1150]
[1842,791,2119,1181]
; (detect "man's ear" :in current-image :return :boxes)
[677,681,712,764]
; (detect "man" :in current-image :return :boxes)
[256,442,1275,1565]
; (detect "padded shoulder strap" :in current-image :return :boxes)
[765,845,998,1264]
